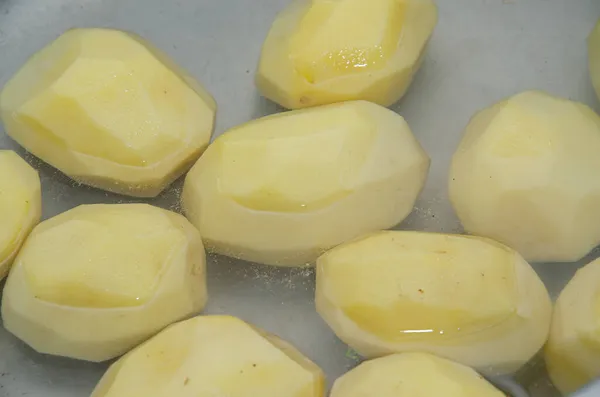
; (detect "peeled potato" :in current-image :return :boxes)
[182,100,429,266]
[91,315,325,397]
[1,203,207,362]
[545,258,600,395]
[0,28,216,197]
[316,230,552,374]
[256,0,437,109]
[0,151,41,280]
[589,19,600,101]
[449,90,600,262]
[331,353,504,397]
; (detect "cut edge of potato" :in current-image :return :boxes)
[0,150,42,280]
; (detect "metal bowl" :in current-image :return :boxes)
[0,0,599,396]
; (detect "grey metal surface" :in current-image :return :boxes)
[571,379,600,397]
[0,0,599,396]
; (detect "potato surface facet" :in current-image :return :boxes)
[589,19,600,101]
[330,353,505,397]
[256,0,437,109]
[316,231,551,374]
[90,315,325,397]
[182,100,429,266]
[545,258,600,395]
[0,150,41,280]
[449,90,600,262]
[1,203,207,362]
[0,28,216,197]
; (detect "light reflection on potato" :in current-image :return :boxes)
[1,203,207,362]
[90,315,325,397]
[0,150,41,280]
[450,90,600,262]
[330,353,505,397]
[316,230,551,374]
[256,0,437,109]
[0,28,216,197]
[182,100,429,266]
[545,258,600,395]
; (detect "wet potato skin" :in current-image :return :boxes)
[256,0,438,109]
[0,28,216,197]
[1,203,207,362]
[316,230,552,374]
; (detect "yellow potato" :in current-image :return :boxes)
[256,0,437,109]
[331,353,505,397]
[449,90,600,262]
[91,315,325,397]
[1,203,207,362]
[182,100,429,266]
[545,258,600,395]
[0,28,216,197]
[316,230,551,374]
[0,151,41,280]
[589,19,600,101]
